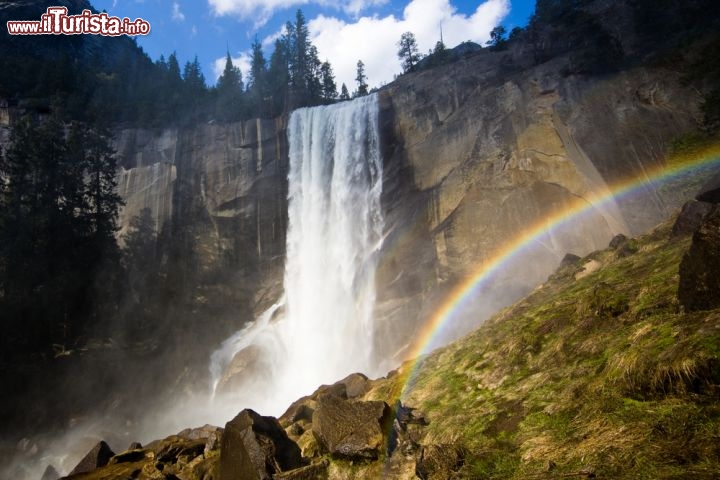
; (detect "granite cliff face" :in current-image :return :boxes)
[113,46,707,363]
[114,117,288,283]
[372,48,705,357]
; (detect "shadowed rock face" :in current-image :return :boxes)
[219,409,303,480]
[67,441,115,476]
[697,170,720,203]
[679,206,720,311]
[114,118,289,278]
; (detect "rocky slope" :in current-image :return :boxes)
[52,187,720,480]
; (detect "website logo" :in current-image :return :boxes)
[7,7,151,36]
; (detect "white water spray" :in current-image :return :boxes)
[209,94,383,415]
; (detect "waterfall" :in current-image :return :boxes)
[209,94,383,416]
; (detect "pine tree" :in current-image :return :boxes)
[355,60,368,97]
[0,116,122,351]
[320,61,337,102]
[268,37,291,116]
[340,83,350,100]
[487,26,507,50]
[183,56,208,121]
[397,31,421,73]
[249,37,268,116]
[121,207,161,334]
[216,51,245,122]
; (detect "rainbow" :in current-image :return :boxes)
[399,146,720,399]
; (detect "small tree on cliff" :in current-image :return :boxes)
[216,51,245,122]
[397,31,421,73]
[487,26,507,50]
[355,60,368,97]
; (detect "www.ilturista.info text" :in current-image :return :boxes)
[7,7,150,36]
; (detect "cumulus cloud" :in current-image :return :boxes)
[172,2,186,22]
[309,0,510,90]
[212,52,252,83]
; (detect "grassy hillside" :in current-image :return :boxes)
[367,218,720,479]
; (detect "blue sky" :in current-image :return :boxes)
[92,0,535,90]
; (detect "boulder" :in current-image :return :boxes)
[697,170,720,203]
[336,372,370,399]
[219,409,303,480]
[678,206,720,311]
[41,465,60,480]
[178,424,224,441]
[608,234,637,258]
[672,200,714,236]
[311,395,390,460]
[279,381,349,428]
[559,253,581,269]
[609,234,628,249]
[68,440,115,476]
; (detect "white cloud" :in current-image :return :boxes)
[172,2,186,22]
[212,52,253,83]
[309,0,510,91]
[207,0,389,26]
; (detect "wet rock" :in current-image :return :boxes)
[68,440,115,476]
[415,444,465,480]
[215,345,263,394]
[311,395,390,460]
[679,206,720,311]
[41,465,60,480]
[697,170,720,203]
[219,409,303,480]
[388,402,427,457]
[672,200,714,237]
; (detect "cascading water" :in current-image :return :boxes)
[209,93,383,415]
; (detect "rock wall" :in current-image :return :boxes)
[114,117,288,282]
[113,46,706,365]
[374,47,705,359]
